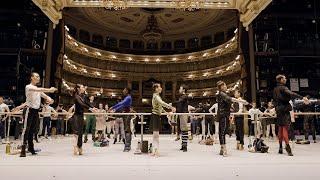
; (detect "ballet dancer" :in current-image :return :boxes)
[72,84,96,155]
[273,74,309,156]
[216,81,248,157]
[151,83,176,157]
[19,72,56,157]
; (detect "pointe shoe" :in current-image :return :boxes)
[182,146,187,152]
[222,145,227,157]
[20,145,26,157]
[78,147,83,155]
[238,144,244,151]
[278,147,283,154]
[83,136,88,143]
[153,148,160,157]
[285,144,293,156]
[73,146,78,155]
[219,146,223,155]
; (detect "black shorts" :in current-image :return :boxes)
[151,114,161,132]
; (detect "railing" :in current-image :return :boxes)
[1,112,319,144]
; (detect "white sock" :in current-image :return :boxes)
[153,131,160,151]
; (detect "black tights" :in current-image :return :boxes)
[219,116,229,145]
[235,116,244,145]
[73,114,84,148]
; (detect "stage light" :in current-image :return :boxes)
[188,93,193,97]
[128,57,133,61]
[215,49,221,53]
[231,37,236,41]
[156,58,160,62]
[225,43,230,48]
[144,58,149,62]
[95,72,101,76]
[188,74,194,78]
[202,53,208,57]
[235,55,240,60]
[111,55,117,59]
[63,54,68,59]
[95,52,101,56]
[203,92,207,97]
[188,56,193,60]
[74,42,78,47]
[111,74,116,78]
[67,35,72,40]
[172,57,177,61]
[234,28,238,34]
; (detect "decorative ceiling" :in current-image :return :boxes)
[32,0,272,29]
[67,7,226,37]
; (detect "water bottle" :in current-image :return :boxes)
[5,143,11,154]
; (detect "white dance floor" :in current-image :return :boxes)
[0,135,320,180]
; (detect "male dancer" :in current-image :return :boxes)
[216,81,248,156]
[109,88,132,152]
[273,74,309,156]
[174,84,189,152]
[20,72,56,157]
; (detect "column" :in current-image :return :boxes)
[44,21,54,88]
[248,24,257,103]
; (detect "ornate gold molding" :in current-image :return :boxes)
[32,0,271,28]
[63,58,241,81]
[65,32,238,64]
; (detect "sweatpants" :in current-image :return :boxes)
[22,108,39,151]
[266,124,276,138]
[180,115,188,147]
[114,117,125,139]
[72,113,84,148]
[205,118,214,136]
[0,119,4,139]
[304,116,316,141]
[219,116,229,145]
[235,116,244,145]
[106,121,114,135]
[214,121,219,140]
[85,115,96,137]
[124,116,132,149]
[42,117,51,136]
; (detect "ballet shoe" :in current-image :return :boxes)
[73,146,78,155]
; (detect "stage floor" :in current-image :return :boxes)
[0,135,320,180]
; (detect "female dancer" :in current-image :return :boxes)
[151,83,176,157]
[72,84,96,155]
